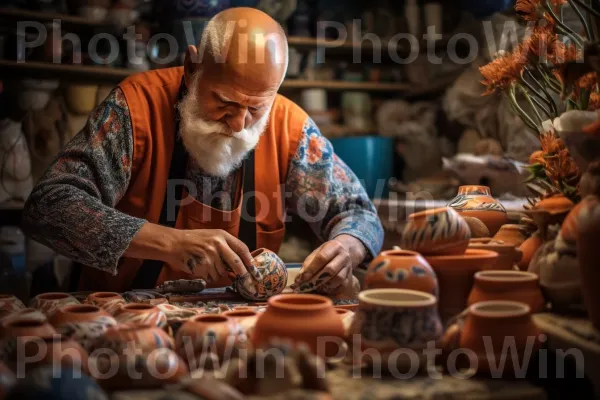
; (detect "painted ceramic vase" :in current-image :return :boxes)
[447,185,507,236]
[0,361,15,399]
[222,310,258,336]
[115,303,168,328]
[492,224,528,247]
[349,289,442,369]
[364,250,438,296]
[1,317,57,339]
[401,207,471,255]
[443,301,541,377]
[425,249,499,323]
[518,233,543,271]
[91,323,174,354]
[251,294,345,359]
[0,295,26,317]
[49,305,117,350]
[85,292,126,316]
[236,248,287,300]
[467,271,545,313]
[29,293,80,317]
[468,238,522,270]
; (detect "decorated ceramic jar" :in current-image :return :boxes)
[49,305,117,350]
[235,248,287,300]
[364,250,438,296]
[401,207,471,255]
[349,289,443,369]
[0,295,26,317]
[91,323,174,354]
[115,303,168,328]
[468,238,522,270]
[467,271,546,313]
[1,317,56,339]
[222,309,258,336]
[447,185,507,236]
[29,293,80,317]
[492,224,528,247]
[85,292,126,316]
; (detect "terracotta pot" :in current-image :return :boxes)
[0,362,15,399]
[468,238,522,270]
[467,271,546,313]
[447,185,507,236]
[518,233,543,271]
[533,194,574,213]
[115,303,168,328]
[463,216,490,238]
[335,308,354,338]
[222,310,258,335]
[85,292,126,316]
[445,301,541,377]
[92,323,174,354]
[334,304,358,312]
[400,207,471,255]
[0,309,47,337]
[156,303,199,322]
[252,294,344,359]
[560,195,600,244]
[349,289,442,368]
[49,304,117,350]
[1,317,57,339]
[576,198,600,331]
[492,224,528,247]
[236,248,287,300]
[425,249,498,323]
[29,293,80,317]
[364,250,438,296]
[0,295,26,316]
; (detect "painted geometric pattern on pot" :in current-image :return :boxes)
[401,211,470,250]
[357,307,442,348]
[448,195,506,212]
[0,298,25,314]
[55,316,117,350]
[97,330,174,353]
[236,252,287,300]
[116,311,168,328]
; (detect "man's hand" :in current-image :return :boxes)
[290,234,367,294]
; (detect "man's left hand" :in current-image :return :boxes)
[290,234,367,294]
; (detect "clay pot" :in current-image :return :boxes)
[364,250,438,296]
[252,294,345,359]
[335,308,354,338]
[468,238,522,270]
[115,303,168,328]
[467,271,546,313]
[442,301,541,377]
[49,305,117,350]
[560,195,600,244]
[0,309,47,337]
[576,198,600,331]
[463,216,490,238]
[447,185,507,236]
[524,194,574,241]
[222,310,258,335]
[236,248,287,301]
[0,362,15,399]
[9,334,89,375]
[425,249,499,323]
[349,289,442,369]
[400,207,471,255]
[92,323,174,354]
[518,233,543,271]
[29,292,80,317]
[85,292,126,316]
[0,295,26,317]
[492,224,528,247]
[533,194,574,213]
[1,317,57,339]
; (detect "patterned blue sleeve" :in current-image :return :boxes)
[285,117,384,261]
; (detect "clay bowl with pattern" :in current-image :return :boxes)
[364,250,438,297]
[425,249,499,324]
[468,238,522,270]
[115,303,168,329]
[49,304,117,351]
[85,292,126,316]
[447,185,507,236]
[0,294,26,318]
[222,310,258,336]
[29,292,80,317]
[91,323,174,354]
[401,207,471,255]
[236,248,288,301]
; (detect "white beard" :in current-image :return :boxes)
[178,74,271,178]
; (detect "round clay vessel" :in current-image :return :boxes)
[0,294,26,317]
[447,185,507,236]
[222,310,258,335]
[236,248,287,301]
[1,317,57,339]
[518,233,543,271]
[49,304,117,350]
[468,238,522,270]
[92,323,174,354]
[252,294,345,359]
[492,224,528,247]
[463,216,490,238]
[425,249,499,323]
[560,195,600,244]
[364,250,438,296]
[400,207,471,255]
[85,292,126,316]
[115,303,168,328]
[467,271,546,313]
[29,292,80,317]
[533,194,574,213]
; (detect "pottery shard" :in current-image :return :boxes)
[463,217,490,238]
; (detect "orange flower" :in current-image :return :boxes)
[550,42,580,65]
[522,27,567,63]
[516,0,567,23]
[539,131,580,187]
[588,92,600,110]
[577,72,597,90]
[480,48,528,95]
[529,150,545,165]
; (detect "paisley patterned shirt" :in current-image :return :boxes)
[23,88,384,274]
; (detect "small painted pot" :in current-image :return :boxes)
[115,303,168,328]
[29,293,80,317]
[1,317,57,339]
[0,294,26,317]
[85,292,126,316]
[222,310,258,336]
[176,315,245,361]
[0,308,47,337]
[364,250,438,296]
[401,207,471,255]
[349,289,443,368]
[235,248,287,301]
[447,185,507,236]
[468,238,522,270]
[467,271,546,313]
[492,224,528,247]
[91,323,174,354]
[49,305,117,351]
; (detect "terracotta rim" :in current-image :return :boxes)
[59,304,101,314]
[475,270,538,282]
[379,249,420,258]
[425,248,498,261]
[223,310,257,318]
[408,207,453,220]
[268,293,333,311]
[359,289,436,307]
[469,300,530,318]
[458,185,491,195]
[251,248,267,257]
[35,292,72,300]
[90,292,121,299]
[192,314,229,323]
[4,317,48,328]
[121,303,155,311]
[469,238,514,248]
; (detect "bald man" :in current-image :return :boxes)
[23,8,383,295]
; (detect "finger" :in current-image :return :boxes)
[320,266,351,294]
[293,243,339,287]
[216,241,257,296]
[294,253,347,293]
[223,232,254,268]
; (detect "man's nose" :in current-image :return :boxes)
[225,108,247,133]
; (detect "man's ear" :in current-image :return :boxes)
[184,45,200,87]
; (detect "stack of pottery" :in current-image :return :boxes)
[85,292,126,316]
[49,304,118,351]
[468,222,530,270]
[29,292,80,317]
[447,185,508,236]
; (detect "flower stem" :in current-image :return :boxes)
[521,70,558,116]
[545,1,584,45]
[573,0,600,19]
[508,85,543,134]
[519,84,545,126]
[568,0,593,39]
